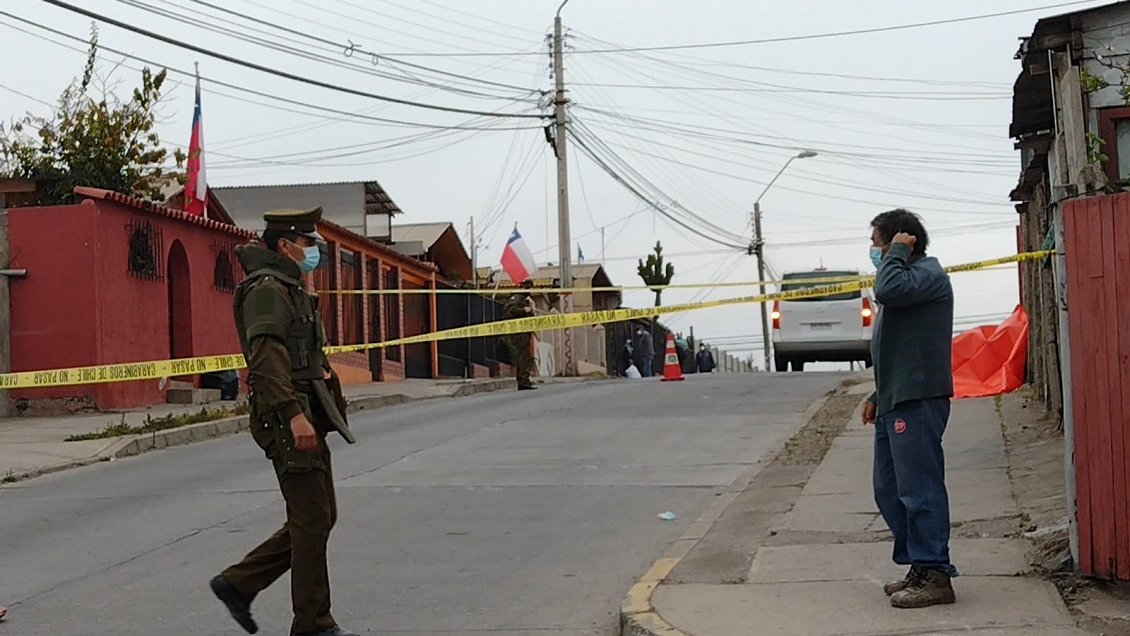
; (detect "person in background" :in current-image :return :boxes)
[862,208,957,610]
[634,326,655,377]
[504,280,538,391]
[695,344,716,374]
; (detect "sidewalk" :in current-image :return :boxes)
[624,383,1088,636]
[0,376,526,483]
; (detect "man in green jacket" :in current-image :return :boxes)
[862,209,957,610]
[210,207,358,636]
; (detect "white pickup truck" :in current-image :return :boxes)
[770,269,874,372]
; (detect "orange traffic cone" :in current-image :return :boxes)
[661,333,685,382]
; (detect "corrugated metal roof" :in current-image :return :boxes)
[391,222,453,249]
[214,179,403,216]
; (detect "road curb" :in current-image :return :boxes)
[618,382,856,636]
[4,378,520,484]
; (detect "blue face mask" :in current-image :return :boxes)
[299,245,321,273]
[869,246,884,270]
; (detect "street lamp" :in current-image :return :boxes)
[752,150,817,373]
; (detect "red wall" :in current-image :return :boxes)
[9,199,246,410]
[8,203,99,399]
[1064,193,1130,580]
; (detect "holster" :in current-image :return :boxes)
[312,377,356,444]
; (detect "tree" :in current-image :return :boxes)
[637,241,675,307]
[0,25,184,206]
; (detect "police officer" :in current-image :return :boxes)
[210,207,358,636]
[504,279,537,391]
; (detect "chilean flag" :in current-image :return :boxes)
[184,65,206,217]
[500,226,537,284]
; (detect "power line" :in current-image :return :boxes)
[36,0,548,120]
[0,14,544,133]
[565,1,1098,53]
[571,123,1014,211]
[0,82,56,108]
[174,0,544,94]
[572,35,1009,145]
[0,19,545,174]
[570,119,752,242]
[568,82,1009,101]
[381,0,540,45]
[210,43,550,152]
[572,124,751,244]
[567,62,750,226]
[575,106,1015,166]
[567,126,748,250]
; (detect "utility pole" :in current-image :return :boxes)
[466,216,476,379]
[750,150,817,374]
[469,216,478,287]
[553,0,575,375]
[752,201,771,374]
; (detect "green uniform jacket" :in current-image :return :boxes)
[234,244,329,423]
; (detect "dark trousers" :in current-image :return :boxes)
[223,442,338,634]
[873,397,958,577]
[512,333,534,387]
[640,358,654,377]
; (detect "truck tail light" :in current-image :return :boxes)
[771,301,781,330]
[862,297,874,327]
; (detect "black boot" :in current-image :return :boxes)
[209,575,258,634]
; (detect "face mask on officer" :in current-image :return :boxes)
[281,237,322,273]
[298,245,321,273]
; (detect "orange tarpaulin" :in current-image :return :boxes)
[952,305,1029,399]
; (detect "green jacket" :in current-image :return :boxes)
[869,242,955,416]
[504,293,535,322]
[234,244,330,423]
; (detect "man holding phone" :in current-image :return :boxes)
[862,209,958,609]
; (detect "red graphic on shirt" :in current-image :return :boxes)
[894,419,908,434]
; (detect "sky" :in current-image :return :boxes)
[1,0,1112,365]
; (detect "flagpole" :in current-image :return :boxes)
[197,62,206,220]
[185,62,207,219]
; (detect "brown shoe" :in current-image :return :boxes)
[883,566,922,596]
[890,568,955,608]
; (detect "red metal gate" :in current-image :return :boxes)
[1064,193,1130,579]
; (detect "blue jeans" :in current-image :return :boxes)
[873,397,958,577]
[641,359,654,377]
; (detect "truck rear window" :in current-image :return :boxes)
[780,271,862,302]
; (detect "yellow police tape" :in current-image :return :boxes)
[318,264,1020,296]
[0,251,1053,390]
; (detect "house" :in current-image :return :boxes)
[215,180,502,381]
[312,217,445,384]
[2,186,255,411]
[1011,0,1130,580]
[213,180,401,241]
[476,263,623,313]
[475,262,623,376]
[390,222,474,283]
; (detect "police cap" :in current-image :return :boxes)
[262,207,323,239]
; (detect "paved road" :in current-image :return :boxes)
[0,373,846,636]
